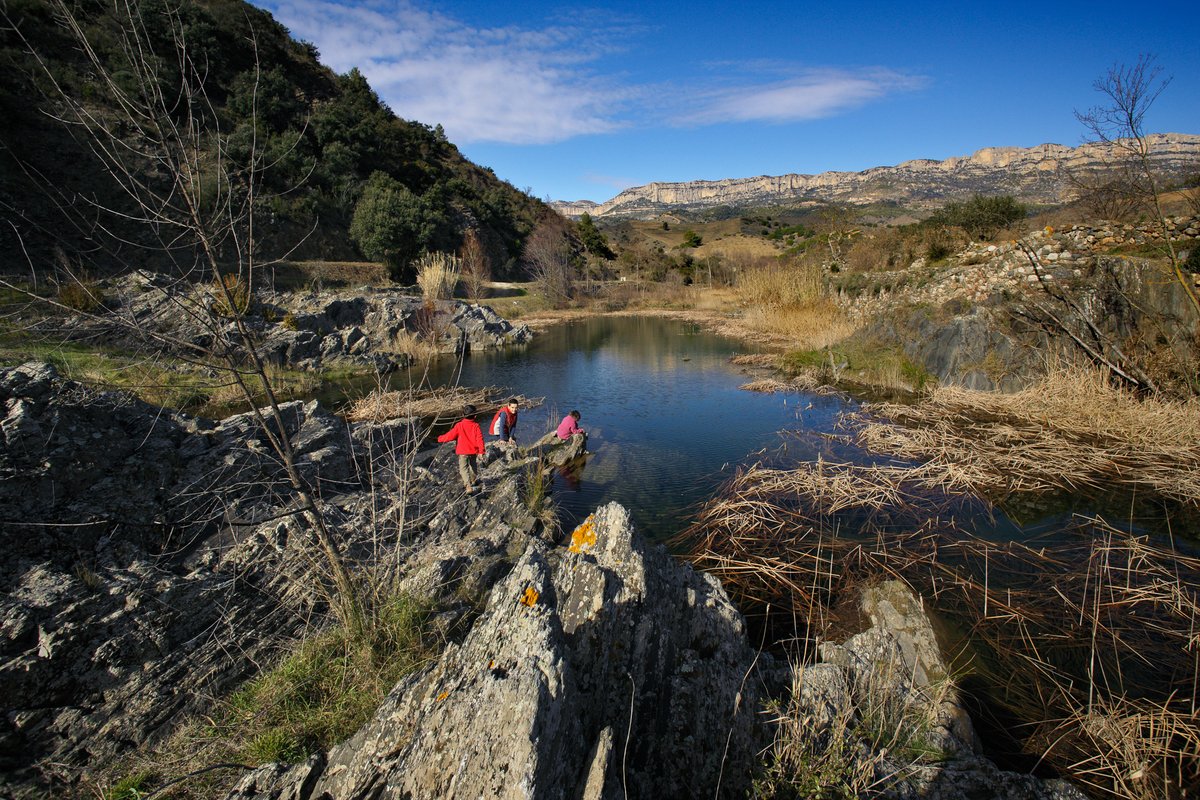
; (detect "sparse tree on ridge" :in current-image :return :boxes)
[1076,55,1200,316]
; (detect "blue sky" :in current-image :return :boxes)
[250,0,1200,203]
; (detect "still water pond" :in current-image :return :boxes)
[354,315,1188,546]
[415,316,853,537]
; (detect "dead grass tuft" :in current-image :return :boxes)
[858,367,1200,504]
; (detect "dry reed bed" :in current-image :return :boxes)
[739,376,822,394]
[677,448,1200,796]
[346,387,542,423]
[858,370,1200,505]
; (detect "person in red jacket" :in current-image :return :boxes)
[489,398,520,461]
[438,404,485,494]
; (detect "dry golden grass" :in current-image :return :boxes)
[859,367,1200,504]
[678,366,1200,798]
[388,329,443,362]
[739,300,858,350]
[739,376,821,393]
[415,252,461,301]
[678,460,1200,798]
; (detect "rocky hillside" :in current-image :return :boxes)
[553,133,1200,219]
[835,215,1200,396]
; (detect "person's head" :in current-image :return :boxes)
[570,410,580,420]
[507,398,519,411]
[463,404,477,418]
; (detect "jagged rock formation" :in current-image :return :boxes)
[53,271,532,374]
[0,361,562,797]
[552,133,1200,219]
[228,502,772,799]
[798,581,1085,799]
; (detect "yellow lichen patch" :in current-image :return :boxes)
[568,516,597,554]
[436,690,450,702]
[520,586,539,607]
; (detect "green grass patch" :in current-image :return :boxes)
[781,340,933,392]
[0,335,339,416]
[218,594,438,764]
[105,593,443,798]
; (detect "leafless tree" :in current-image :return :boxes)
[459,228,491,300]
[1,0,365,632]
[1076,56,1200,317]
[523,215,577,308]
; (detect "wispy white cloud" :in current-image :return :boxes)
[258,0,631,144]
[582,172,638,191]
[677,69,927,126]
[253,2,925,144]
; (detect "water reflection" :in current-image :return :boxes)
[335,315,1186,548]
[408,315,846,538]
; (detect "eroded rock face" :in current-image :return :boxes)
[552,134,1200,218]
[228,503,771,800]
[0,363,530,797]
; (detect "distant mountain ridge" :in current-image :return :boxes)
[552,133,1200,219]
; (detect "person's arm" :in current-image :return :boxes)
[437,421,459,443]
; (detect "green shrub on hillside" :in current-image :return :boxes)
[929,195,1027,241]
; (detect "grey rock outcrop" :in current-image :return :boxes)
[228,502,771,800]
[799,581,1085,800]
[0,362,530,797]
[845,220,1200,392]
[552,133,1200,219]
[57,273,532,374]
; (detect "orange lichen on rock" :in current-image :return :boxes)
[568,516,597,554]
[436,690,450,702]
[520,586,539,607]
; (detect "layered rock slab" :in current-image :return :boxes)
[230,502,768,799]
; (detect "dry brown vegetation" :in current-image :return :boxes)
[346,386,542,423]
[858,368,1200,505]
[678,369,1200,799]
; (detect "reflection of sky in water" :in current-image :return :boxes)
[376,316,1193,548]
[410,316,854,539]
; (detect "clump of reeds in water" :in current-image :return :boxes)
[856,367,1200,505]
[676,372,1200,798]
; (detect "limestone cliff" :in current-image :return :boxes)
[552,133,1200,219]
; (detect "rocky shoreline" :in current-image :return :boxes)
[1,362,1084,798]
